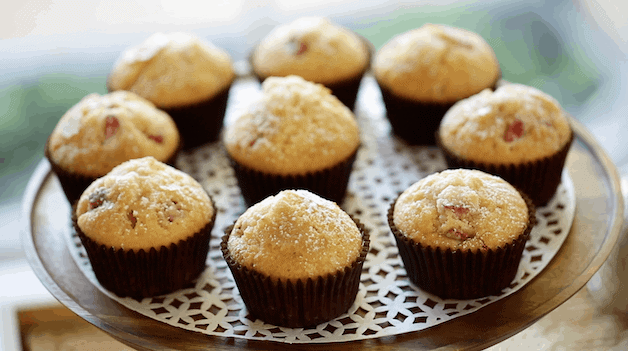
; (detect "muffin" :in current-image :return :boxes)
[436,83,573,206]
[107,32,235,149]
[73,157,216,300]
[250,17,371,110]
[45,91,181,205]
[388,169,535,299]
[373,23,501,145]
[221,189,370,327]
[224,75,360,206]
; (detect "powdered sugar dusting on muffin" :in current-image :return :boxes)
[224,75,360,175]
[373,23,500,102]
[108,32,235,108]
[393,169,528,252]
[227,189,362,281]
[439,84,572,164]
[75,157,213,251]
[252,17,369,84]
[47,91,180,177]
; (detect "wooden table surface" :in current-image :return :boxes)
[22,116,624,350]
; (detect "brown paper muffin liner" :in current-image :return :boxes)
[71,197,216,300]
[436,131,574,206]
[221,218,370,328]
[45,136,181,206]
[227,148,358,206]
[249,36,373,111]
[160,83,232,150]
[376,77,502,146]
[388,191,536,300]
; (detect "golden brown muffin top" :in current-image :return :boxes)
[227,189,363,281]
[107,32,235,108]
[438,84,572,164]
[47,91,180,177]
[251,17,369,84]
[393,169,529,252]
[373,23,500,103]
[76,157,214,251]
[224,75,360,175]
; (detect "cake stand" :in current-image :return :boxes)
[23,78,624,350]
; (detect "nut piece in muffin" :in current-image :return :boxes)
[437,83,573,206]
[373,23,501,144]
[222,189,369,327]
[224,75,360,205]
[389,169,535,299]
[45,91,180,204]
[107,32,235,149]
[74,156,216,299]
[251,16,371,110]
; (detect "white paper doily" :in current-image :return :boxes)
[66,76,576,344]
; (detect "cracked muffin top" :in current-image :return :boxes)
[47,91,180,177]
[75,157,214,251]
[438,83,572,164]
[251,17,370,84]
[373,23,500,103]
[224,75,359,175]
[227,189,363,281]
[107,32,235,108]
[393,169,529,252]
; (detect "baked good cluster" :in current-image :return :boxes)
[45,17,573,328]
